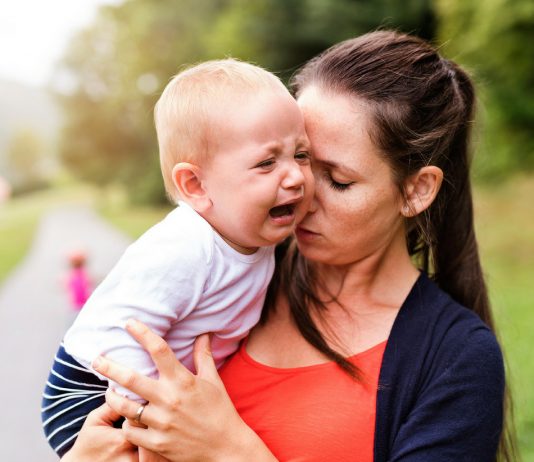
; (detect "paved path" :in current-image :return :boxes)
[0,205,132,461]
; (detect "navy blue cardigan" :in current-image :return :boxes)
[43,272,504,460]
[375,272,504,461]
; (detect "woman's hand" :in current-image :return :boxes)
[60,402,138,462]
[92,319,277,462]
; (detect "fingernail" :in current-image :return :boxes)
[92,356,103,369]
[126,318,139,330]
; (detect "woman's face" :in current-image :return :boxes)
[295,86,406,266]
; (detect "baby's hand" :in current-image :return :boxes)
[138,446,170,462]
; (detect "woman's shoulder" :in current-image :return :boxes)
[396,272,498,343]
[376,273,505,462]
[384,271,504,385]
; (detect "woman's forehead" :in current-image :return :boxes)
[299,90,374,144]
[298,87,371,135]
[297,87,389,175]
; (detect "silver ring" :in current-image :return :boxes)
[134,404,145,424]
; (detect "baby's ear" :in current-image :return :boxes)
[401,165,443,217]
[172,163,212,213]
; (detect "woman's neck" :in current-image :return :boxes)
[313,233,419,314]
[249,235,420,365]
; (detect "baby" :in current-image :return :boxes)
[42,59,313,458]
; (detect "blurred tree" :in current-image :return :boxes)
[57,0,436,204]
[205,0,436,81]
[6,129,48,194]
[58,0,226,203]
[436,0,534,178]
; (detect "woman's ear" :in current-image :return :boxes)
[172,163,212,213]
[401,166,443,217]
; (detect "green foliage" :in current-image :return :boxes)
[57,0,435,204]
[56,0,534,192]
[203,0,436,81]
[57,0,228,204]
[5,128,49,195]
[436,0,534,179]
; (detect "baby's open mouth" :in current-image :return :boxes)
[269,203,296,218]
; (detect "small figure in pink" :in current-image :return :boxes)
[65,250,92,312]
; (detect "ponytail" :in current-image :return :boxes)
[411,62,494,329]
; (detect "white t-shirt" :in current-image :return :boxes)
[63,201,275,398]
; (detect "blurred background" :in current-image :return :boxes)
[0,0,532,460]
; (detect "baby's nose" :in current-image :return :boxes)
[282,163,306,189]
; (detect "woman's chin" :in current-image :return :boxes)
[295,232,324,258]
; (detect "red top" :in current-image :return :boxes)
[219,340,387,462]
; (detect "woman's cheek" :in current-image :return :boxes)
[313,175,332,201]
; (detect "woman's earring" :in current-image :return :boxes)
[402,204,411,216]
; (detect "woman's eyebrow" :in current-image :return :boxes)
[316,158,358,176]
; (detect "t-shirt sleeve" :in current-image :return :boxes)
[63,222,211,399]
[388,328,505,462]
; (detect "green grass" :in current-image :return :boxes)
[0,178,532,459]
[0,185,171,284]
[475,176,534,461]
[0,201,41,281]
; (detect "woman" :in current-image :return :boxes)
[63,30,513,461]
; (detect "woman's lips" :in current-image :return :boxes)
[295,225,319,241]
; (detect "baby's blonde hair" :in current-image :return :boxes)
[155,58,287,203]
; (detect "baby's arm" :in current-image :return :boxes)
[43,213,211,456]
[63,229,210,399]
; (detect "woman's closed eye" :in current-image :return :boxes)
[325,172,354,191]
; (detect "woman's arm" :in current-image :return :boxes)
[93,319,278,462]
[60,403,137,462]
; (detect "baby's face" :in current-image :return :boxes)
[201,89,314,254]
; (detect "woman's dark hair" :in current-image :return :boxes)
[263,30,515,461]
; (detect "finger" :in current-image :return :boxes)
[193,334,222,385]
[138,447,168,462]
[128,417,148,430]
[106,389,152,427]
[126,319,191,380]
[86,402,123,426]
[121,418,154,451]
[92,355,158,402]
